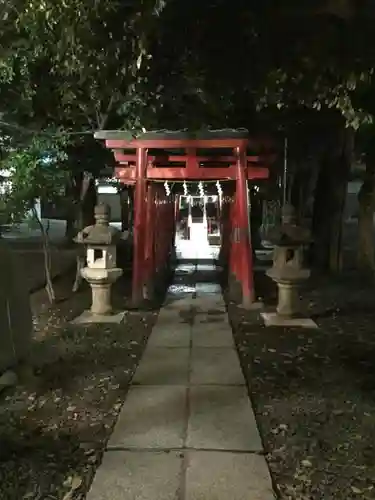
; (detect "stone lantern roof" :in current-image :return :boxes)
[267,204,312,247]
[74,203,121,246]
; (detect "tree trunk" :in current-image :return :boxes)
[72,174,97,293]
[311,128,353,272]
[290,166,307,221]
[31,207,55,303]
[77,177,97,229]
[120,188,129,231]
[65,214,75,242]
[357,161,375,274]
[61,183,76,244]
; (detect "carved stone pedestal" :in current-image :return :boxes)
[261,204,317,329]
[72,203,125,324]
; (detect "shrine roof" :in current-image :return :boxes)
[94,128,249,142]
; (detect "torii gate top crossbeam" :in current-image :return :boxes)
[94,129,275,182]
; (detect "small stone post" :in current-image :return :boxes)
[72,203,124,324]
[261,204,317,328]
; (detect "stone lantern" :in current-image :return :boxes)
[73,203,124,323]
[261,204,317,328]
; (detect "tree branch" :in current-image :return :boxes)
[97,95,116,130]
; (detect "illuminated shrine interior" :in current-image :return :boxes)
[174,181,222,261]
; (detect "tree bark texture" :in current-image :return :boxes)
[72,173,97,293]
[120,188,130,231]
[311,128,353,272]
[357,160,375,274]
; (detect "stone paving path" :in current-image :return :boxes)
[87,261,275,500]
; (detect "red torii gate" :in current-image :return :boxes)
[95,130,274,308]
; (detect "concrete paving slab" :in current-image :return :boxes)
[175,264,196,274]
[86,451,182,500]
[186,386,262,451]
[157,309,189,321]
[195,306,226,314]
[194,300,225,313]
[133,348,190,385]
[108,386,187,449]
[163,297,195,310]
[195,283,221,295]
[173,267,195,275]
[196,263,216,271]
[195,309,226,316]
[155,312,191,324]
[195,289,222,296]
[148,324,191,348]
[194,293,224,301]
[261,312,318,329]
[185,451,275,500]
[194,314,228,325]
[190,348,244,385]
[172,285,194,294]
[192,324,234,348]
[194,309,230,330]
[167,285,196,294]
[161,306,193,315]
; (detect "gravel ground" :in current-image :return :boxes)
[228,274,375,500]
[0,273,158,500]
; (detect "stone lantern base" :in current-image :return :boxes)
[262,203,316,328]
[72,310,126,325]
[71,267,126,325]
[260,311,318,328]
[260,279,318,329]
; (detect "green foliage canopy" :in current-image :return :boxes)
[145,0,375,130]
[0,135,69,225]
[0,0,167,133]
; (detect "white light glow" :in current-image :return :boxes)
[98,185,118,194]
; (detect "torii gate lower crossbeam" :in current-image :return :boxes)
[95,130,274,307]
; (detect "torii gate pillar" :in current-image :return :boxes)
[228,147,261,308]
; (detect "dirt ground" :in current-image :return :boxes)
[3,234,375,500]
[228,273,375,500]
[0,273,158,500]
